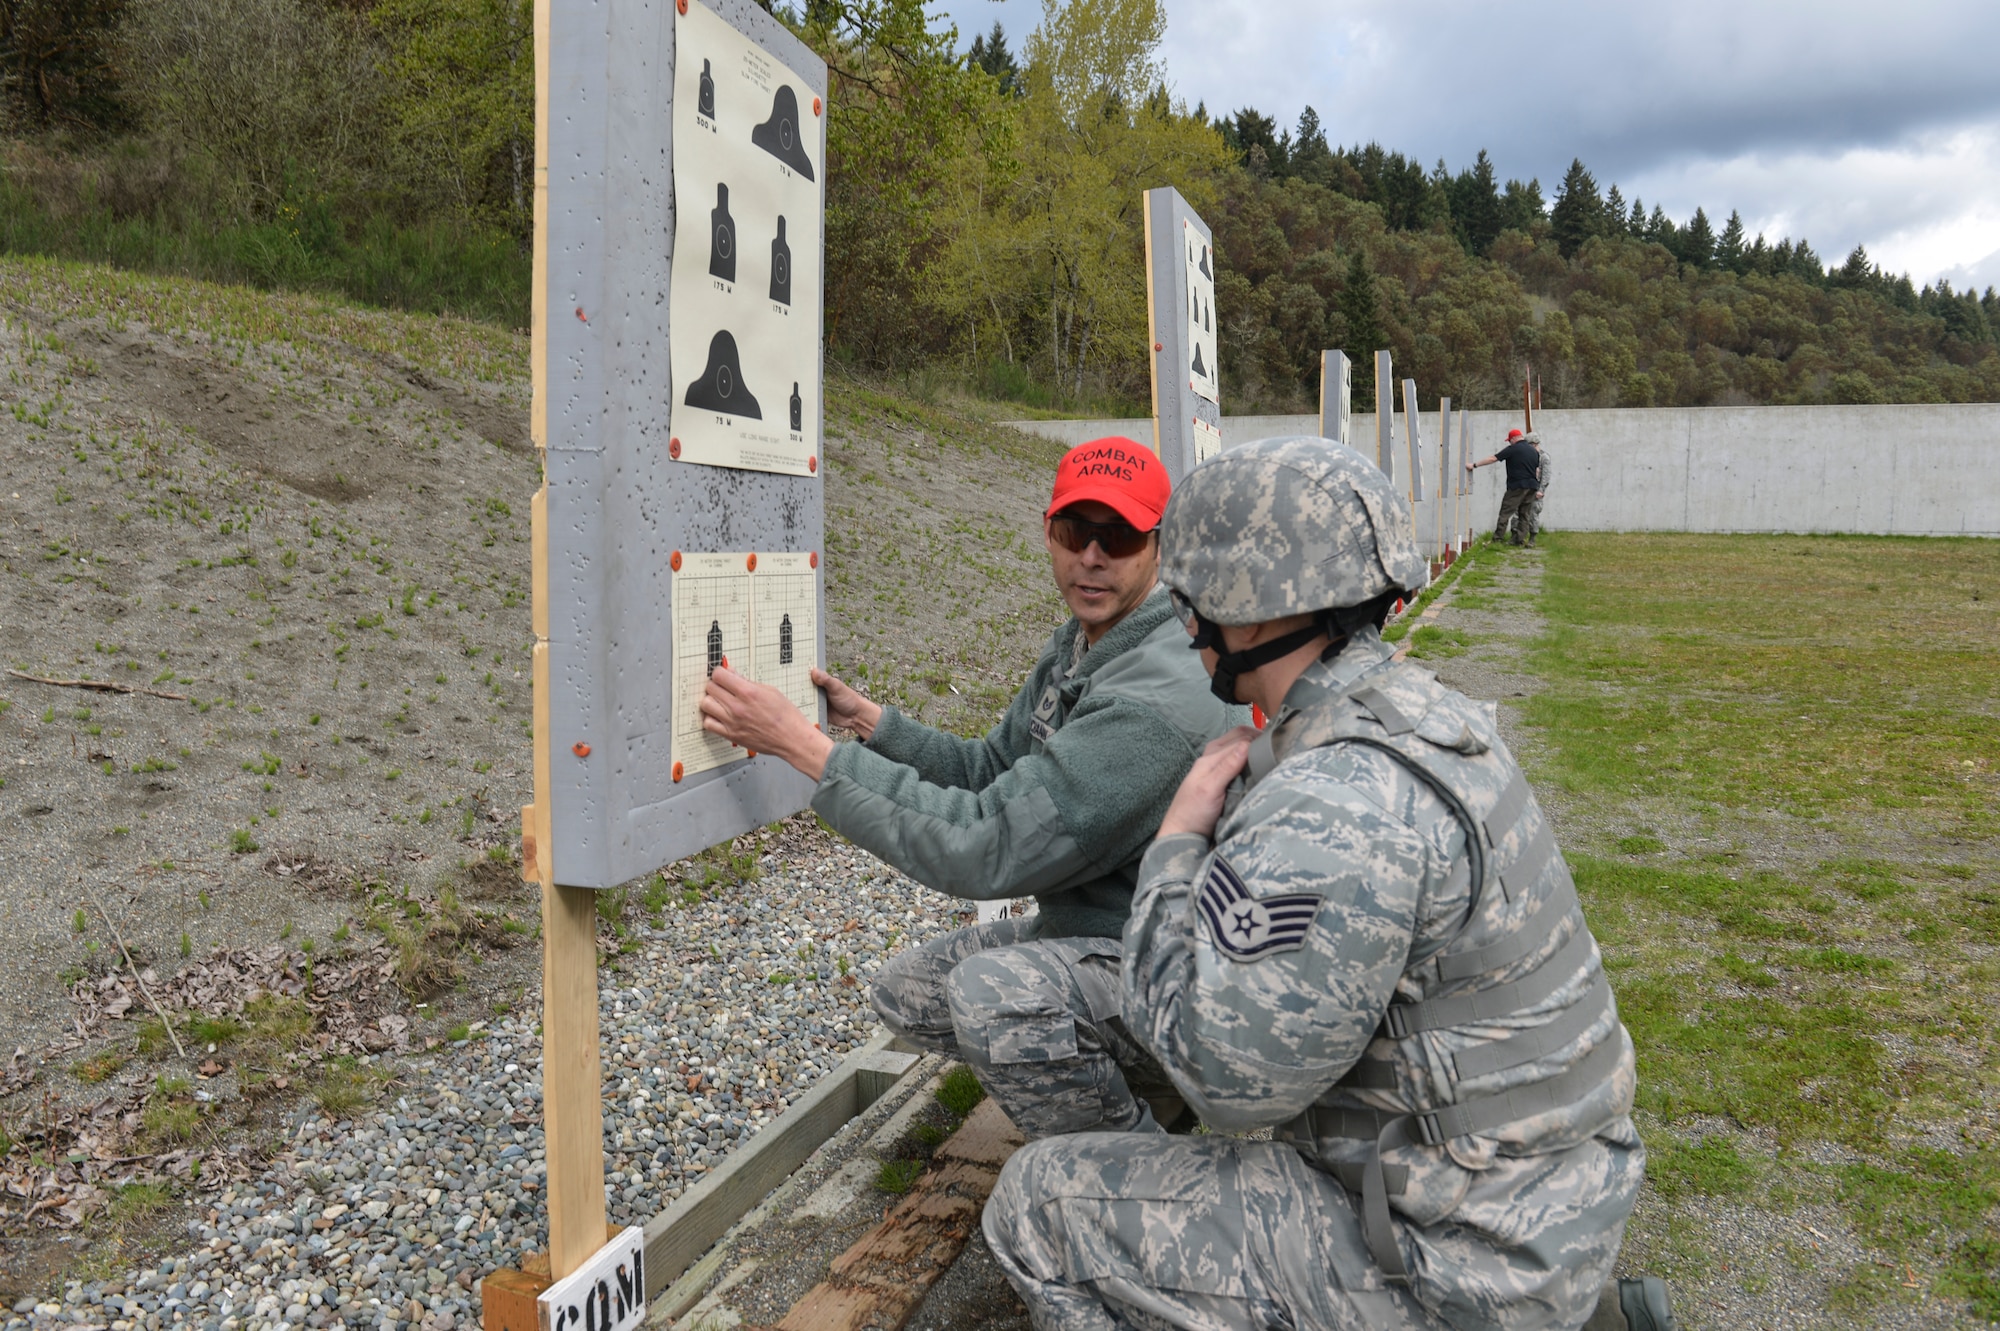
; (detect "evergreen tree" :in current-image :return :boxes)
[1604,184,1627,235]
[1549,158,1604,257]
[1290,105,1333,184]
[1499,176,1544,234]
[1338,250,1385,401]
[1646,203,1672,248]
[1450,148,1503,255]
[1832,244,1874,289]
[1789,239,1824,282]
[1717,209,1746,272]
[1681,207,1715,268]
[1628,196,1647,234]
[1746,233,1771,274]
[967,21,1020,95]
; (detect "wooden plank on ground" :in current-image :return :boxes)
[762,1099,1025,1331]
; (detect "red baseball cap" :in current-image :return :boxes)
[1046,437,1170,530]
[1507,428,1524,440]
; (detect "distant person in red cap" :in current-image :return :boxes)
[700,437,1244,1137]
[1467,426,1545,546]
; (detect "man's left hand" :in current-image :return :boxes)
[699,667,834,780]
[1158,726,1257,841]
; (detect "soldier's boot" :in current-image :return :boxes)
[1583,1276,1676,1331]
[1137,1091,1199,1134]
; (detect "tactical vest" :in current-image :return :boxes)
[1250,660,1628,1285]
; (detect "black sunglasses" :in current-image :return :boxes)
[1168,587,1199,628]
[1049,513,1155,559]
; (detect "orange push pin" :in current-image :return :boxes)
[669,437,682,459]
[670,551,683,571]
[807,456,818,473]
[746,553,757,572]
[672,761,684,783]
[573,742,592,757]
[808,551,819,568]
[812,96,822,116]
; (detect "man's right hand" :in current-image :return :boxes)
[812,667,883,740]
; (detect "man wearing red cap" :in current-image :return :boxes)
[701,438,1244,1137]
[1467,427,1544,546]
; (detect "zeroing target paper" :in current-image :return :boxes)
[671,0,823,476]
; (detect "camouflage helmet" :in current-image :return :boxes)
[1159,436,1427,625]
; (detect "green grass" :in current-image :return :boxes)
[873,1157,926,1195]
[935,1064,987,1118]
[1525,533,1998,835]
[0,181,529,327]
[1522,532,2000,1320]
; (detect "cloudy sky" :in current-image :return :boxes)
[935,0,2000,291]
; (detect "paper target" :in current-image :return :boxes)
[1185,220,1219,404]
[671,0,823,475]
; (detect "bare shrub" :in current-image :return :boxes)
[118,0,388,217]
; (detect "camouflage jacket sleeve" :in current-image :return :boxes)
[1121,749,1443,1132]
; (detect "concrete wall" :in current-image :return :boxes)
[1002,403,2000,539]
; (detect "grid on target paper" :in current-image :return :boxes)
[751,552,820,718]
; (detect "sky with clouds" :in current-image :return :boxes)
[935,0,2000,291]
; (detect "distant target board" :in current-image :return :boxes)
[531,0,828,889]
[1143,187,1222,481]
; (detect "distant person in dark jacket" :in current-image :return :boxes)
[1467,428,1542,546]
[697,438,1243,1139]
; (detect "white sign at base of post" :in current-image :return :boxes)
[539,1227,648,1331]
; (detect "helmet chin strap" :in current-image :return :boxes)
[1187,612,1333,706]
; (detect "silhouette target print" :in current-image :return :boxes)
[789,382,802,432]
[751,86,815,179]
[1198,243,1214,279]
[1191,342,1209,379]
[684,330,762,419]
[709,182,736,282]
[779,613,794,665]
[698,59,715,118]
[706,621,723,676]
[769,216,791,305]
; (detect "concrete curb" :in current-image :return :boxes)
[639,1028,921,1306]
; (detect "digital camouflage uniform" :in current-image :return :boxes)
[986,439,1643,1331]
[1524,439,1550,545]
[812,588,1243,1137]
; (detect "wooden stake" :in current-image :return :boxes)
[7,669,187,701]
[82,880,186,1061]
[525,0,605,1285]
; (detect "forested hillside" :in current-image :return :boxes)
[3,0,1996,413]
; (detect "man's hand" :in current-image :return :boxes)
[811,667,882,739]
[699,667,834,780]
[1158,726,1257,841]
[1464,460,1477,472]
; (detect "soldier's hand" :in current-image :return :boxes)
[811,667,883,739]
[1159,726,1257,841]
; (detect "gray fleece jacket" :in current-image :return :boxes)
[810,587,1245,939]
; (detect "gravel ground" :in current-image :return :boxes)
[4,842,970,1331]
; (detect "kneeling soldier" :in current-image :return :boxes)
[984,437,1672,1331]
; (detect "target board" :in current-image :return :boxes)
[1143,187,1222,481]
[532,0,828,891]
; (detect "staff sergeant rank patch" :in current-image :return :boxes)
[1197,855,1321,961]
